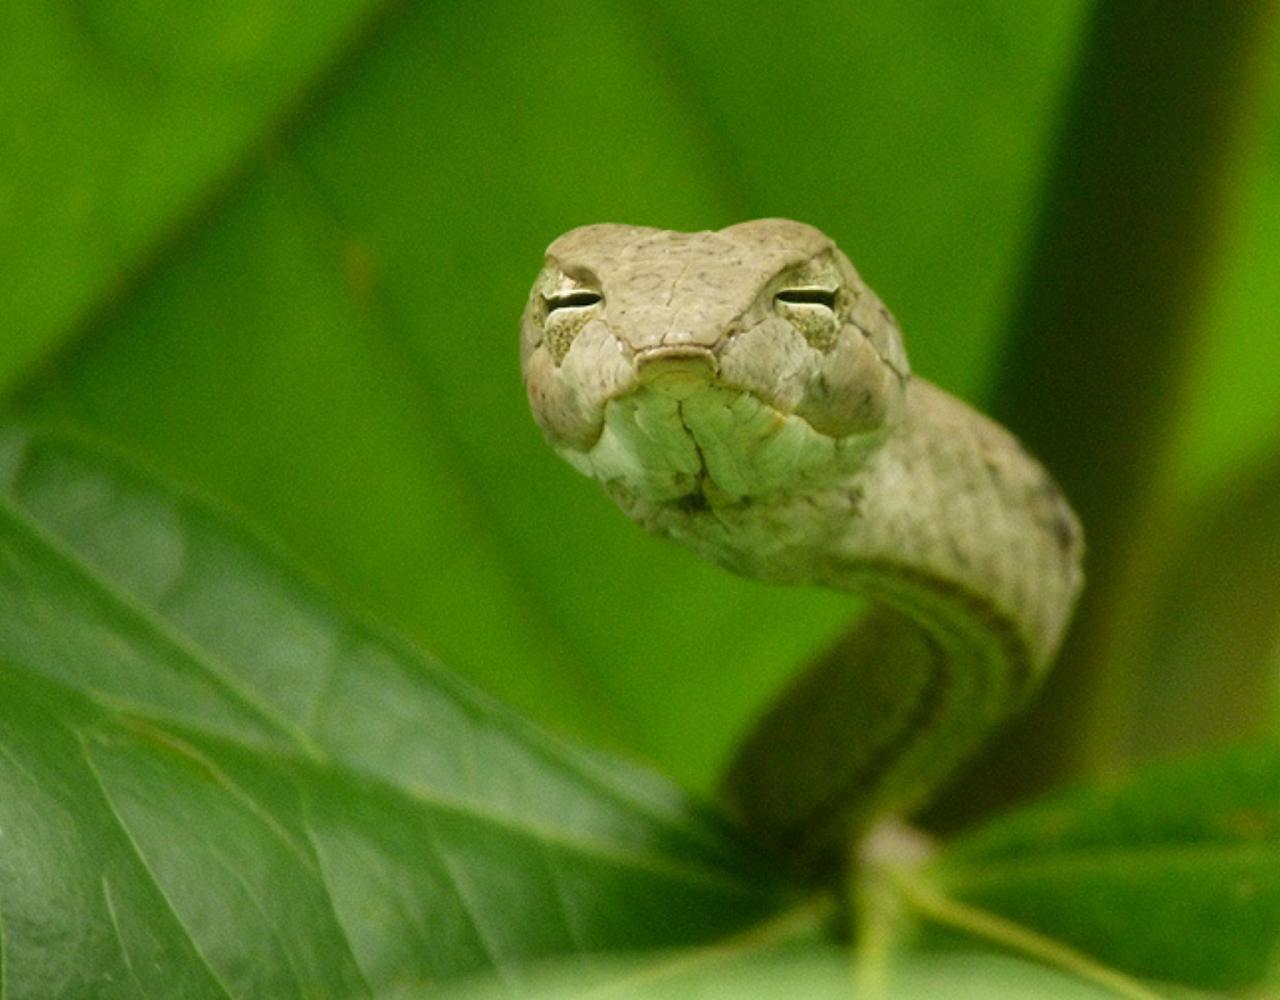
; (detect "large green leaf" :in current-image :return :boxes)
[0,0,384,391]
[2,0,1090,789]
[932,745,1280,991]
[0,429,789,997]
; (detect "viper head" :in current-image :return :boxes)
[520,219,910,508]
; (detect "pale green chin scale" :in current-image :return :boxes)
[558,379,847,509]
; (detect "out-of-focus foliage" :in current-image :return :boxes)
[0,1,383,389]
[1174,74,1280,496]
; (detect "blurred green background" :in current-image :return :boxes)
[2,0,1277,793]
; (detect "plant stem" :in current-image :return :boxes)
[929,0,1280,826]
[894,876,1164,1000]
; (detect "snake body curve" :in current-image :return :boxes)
[520,219,1083,868]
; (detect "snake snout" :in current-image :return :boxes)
[635,346,718,397]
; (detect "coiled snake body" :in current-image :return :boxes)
[521,220,1083,869]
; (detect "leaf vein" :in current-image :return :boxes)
[77,734,237,1000]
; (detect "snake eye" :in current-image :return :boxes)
[775,287,837,310]
[545,290,603,314]
[775,286,841,350]
[541,289,602,363]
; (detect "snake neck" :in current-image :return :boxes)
[588,376,1083,869]
[623,378,1082,673]
[829,378,1083,673]
[695,379,1083,870]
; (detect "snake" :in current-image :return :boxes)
[520,219,1084,871]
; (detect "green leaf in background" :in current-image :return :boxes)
[931,745,1280,992]
[0,0,385,392]
[0,429,789,997]
[1173,73,1280,498]
[1125,451,1280,759]
[1,0,1091,789]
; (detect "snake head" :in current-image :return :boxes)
[520,219,910,509]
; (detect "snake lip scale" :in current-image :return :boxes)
[521,219,1084,871]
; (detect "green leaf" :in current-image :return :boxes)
[932,745,1280,991]
[435,948,1125,1000]
[0,429,789,998]
[0,0,385,392]
[1174,77,1280,498]
[1126,450,1280,759]
[1,0,1089,789]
